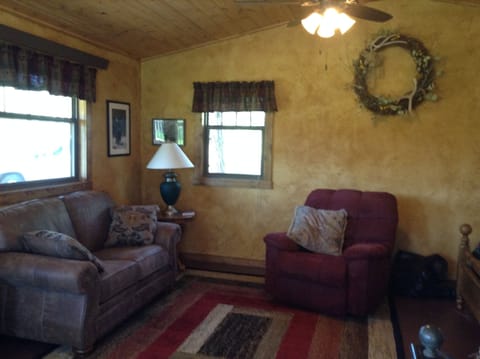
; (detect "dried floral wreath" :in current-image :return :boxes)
[353,33,437,116]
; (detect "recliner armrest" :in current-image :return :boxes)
[0,252,99,294]
[264,232,299,251]
[343,242,390,260]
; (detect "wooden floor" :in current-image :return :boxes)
[1,280,479,359]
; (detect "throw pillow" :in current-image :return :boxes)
[287,206,348,256]
[105,205,159,247]
[22,230,105,272]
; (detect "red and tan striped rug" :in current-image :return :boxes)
[44,276,401,359]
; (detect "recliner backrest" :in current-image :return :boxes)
[304,189,398,250]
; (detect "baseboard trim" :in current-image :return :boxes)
[181,252,265,277]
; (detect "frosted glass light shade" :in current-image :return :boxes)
[301,12,323,35]
[338,13,356,34]
[147,142,194,170]
[301,7,357,38]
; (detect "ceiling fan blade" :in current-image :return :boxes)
[234,0,301,4]
[286,18,302,27]
[343,3,392,22]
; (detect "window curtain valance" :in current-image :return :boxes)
[192,81,278,112]
[0,41,97,102]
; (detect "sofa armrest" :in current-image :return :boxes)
[154,222,181,270]
[154,222,181,248]
[343,243,390,260]
[264,232,299,251]
[0,252,99,294]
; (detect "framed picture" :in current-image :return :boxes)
[107,100,131,156]
[152,118,185,146]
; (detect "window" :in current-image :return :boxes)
[0,86,83,187]
[195,111,273,188]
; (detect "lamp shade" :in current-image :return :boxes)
[147,142,194,170]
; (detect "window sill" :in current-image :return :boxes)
[193,176,272,189]
[0,180,92,206]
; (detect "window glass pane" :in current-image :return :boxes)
[0,118,73,183]
[251,111,265,126]
[236,112,251,126]
[0,87,72,118]
[221,112,236,126]
[208,129,262,176]
[207,112,221,126]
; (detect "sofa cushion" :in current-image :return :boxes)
[95,245,169,278]
[278,251,346,287]
[62,190,115,252]
[105,205,159,247]
[287,206,347,256]
[98,259,139,303]
[0,197,77,252]
[22,230,105,272]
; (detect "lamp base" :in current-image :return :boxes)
[164,205,179,217]
[160,171,181,216]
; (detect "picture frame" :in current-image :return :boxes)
[107,100,131,156]
[152,118,185,146]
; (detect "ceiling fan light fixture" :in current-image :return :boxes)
[301,6,357,38]
[301,11,323,34]
[318,8,338,38]
[337,12,356,34]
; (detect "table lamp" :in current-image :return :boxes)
[146,142,194,216]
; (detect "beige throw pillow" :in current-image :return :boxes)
[287,206,348,256]
[22,230,105,272]
[105,205,159,247]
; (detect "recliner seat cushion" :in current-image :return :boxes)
[278,251,346,287]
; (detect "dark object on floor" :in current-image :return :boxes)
[391,251,455,298]
[473,243,480,260]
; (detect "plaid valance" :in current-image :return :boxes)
[0,41,97,102]
[192,81,278,113]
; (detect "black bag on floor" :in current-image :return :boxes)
[390,250,455,298]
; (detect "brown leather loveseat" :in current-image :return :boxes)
[0,190,180,354]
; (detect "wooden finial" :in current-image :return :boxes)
[459,223,472,237]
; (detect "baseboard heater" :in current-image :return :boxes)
[181,252,265,277]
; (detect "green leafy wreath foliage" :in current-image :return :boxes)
[353,33,436,116]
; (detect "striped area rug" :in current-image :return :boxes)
[44,276,400,359]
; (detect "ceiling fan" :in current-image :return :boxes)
[235,0,392,38]
[235,0,393,23]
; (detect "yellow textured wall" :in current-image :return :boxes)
[0,9,142,204]
[141,0,480,276]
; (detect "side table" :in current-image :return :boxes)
[157,210,196,272]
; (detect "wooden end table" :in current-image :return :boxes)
[157,210,196,272]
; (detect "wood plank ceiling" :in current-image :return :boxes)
[0,0,306,59]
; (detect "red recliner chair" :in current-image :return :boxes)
[264,189,398,316]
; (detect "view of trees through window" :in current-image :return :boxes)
[0,86,77,185]
[204,111,265,178]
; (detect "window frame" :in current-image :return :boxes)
[193,111,273,189]
[0,88,84,191]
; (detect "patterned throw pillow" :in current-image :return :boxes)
[22,230,105,272]
[105,205,159,247]
[287,206,348,256]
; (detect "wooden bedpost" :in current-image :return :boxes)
[457,224,472,310]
